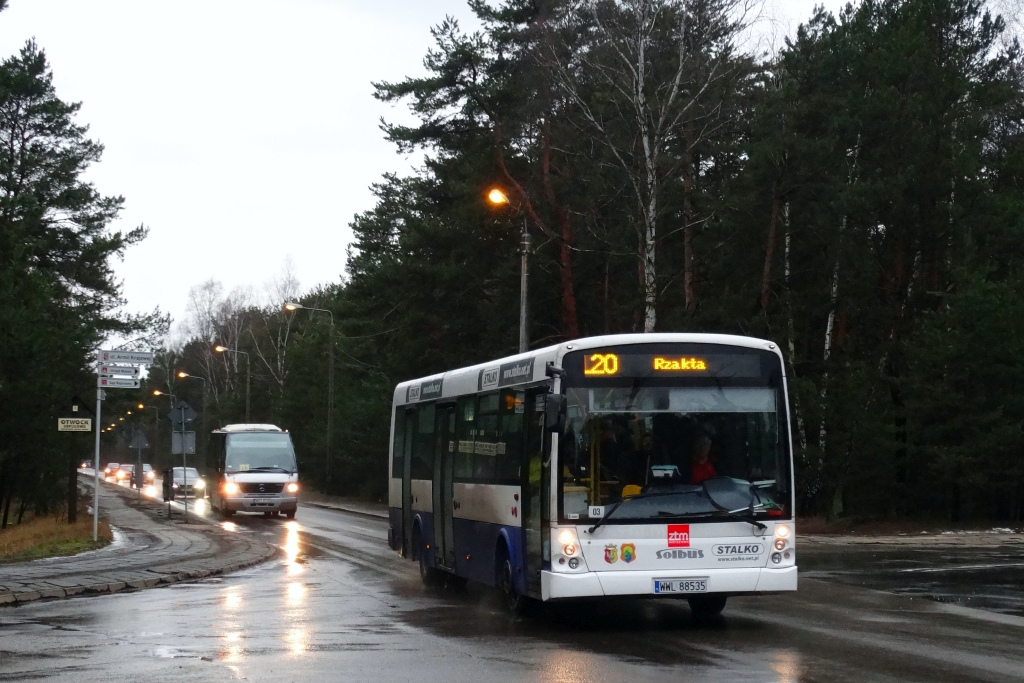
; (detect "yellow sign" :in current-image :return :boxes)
[584,353,620,376]
[58,418,92,432]
[653,357,707,371]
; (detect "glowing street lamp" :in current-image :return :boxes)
[486,187,530,353]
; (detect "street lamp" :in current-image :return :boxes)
[153,390,194,519]
[487,187,531,353]
[177,372,208,470]
[139,403,159,464]
[214,346,250,422]
[284,302,335,487]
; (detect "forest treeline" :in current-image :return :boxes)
[0,33,165,526]
[166,0,1024,521]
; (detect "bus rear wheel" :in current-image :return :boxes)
[688,595,727,623]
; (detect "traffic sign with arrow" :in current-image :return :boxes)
[98,376,140,389]
[97,364,140,377]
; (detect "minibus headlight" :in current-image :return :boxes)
[563,543,578,556]
[224,482,239,495]
[775,524,791,539]
[287,482,299,493]
[774,538,787,551]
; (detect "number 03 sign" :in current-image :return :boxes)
[584,353,620,376]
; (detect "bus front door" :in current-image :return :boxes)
[432,406,456,569]
[522,390,549,598]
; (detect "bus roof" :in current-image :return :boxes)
[213,424,284,433]
[393,333,781,406]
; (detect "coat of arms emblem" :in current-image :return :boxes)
[620,543,636,563]
[604,544,618,563]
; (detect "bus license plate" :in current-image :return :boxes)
[653,578,708,594]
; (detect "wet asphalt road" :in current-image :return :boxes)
[2,505,1024,683]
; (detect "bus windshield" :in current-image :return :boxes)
[559,386,790,522]
[226,433,297,473]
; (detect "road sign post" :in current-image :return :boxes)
[93,349,153,541]
[167,401,197,521]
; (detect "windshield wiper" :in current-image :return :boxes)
[587,490,703,534]
[658,509,767,531]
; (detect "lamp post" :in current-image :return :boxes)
[153,389,190,519]
[214,346,249,422]
[285,302,334,487]
[138,403,159,465]
[177,372,207,472]
[487,188,530,353]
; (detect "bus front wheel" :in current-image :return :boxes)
[414,528,442,587]
[497,548,532,616]
[688,595,727,623]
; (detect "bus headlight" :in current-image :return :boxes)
[194,479,205,490]
[774,538,787,551]
[224,482,239,495]
[775,524,791,539]
[287,482,299,493]
[563,543,578,556]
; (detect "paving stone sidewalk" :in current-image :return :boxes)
[0,479,278,606]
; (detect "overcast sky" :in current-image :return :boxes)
[0,0,830,337]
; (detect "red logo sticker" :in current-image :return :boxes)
[667,524,690,547]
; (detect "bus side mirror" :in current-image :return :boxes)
[545,394,566,432]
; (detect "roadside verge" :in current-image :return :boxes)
[0,477,278,607]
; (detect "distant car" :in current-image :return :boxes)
[103,463,121,480]
[115,464,135,483]
[80,461,90,469]
[165,467,206,500]
[131,463,154,487]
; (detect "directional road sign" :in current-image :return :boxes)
[98,350,154,365]
[96,364,140,377]
[166,401,199,424]
[58,418,92,432]
[98,376,141,389]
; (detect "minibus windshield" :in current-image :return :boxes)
[226,433,297,473]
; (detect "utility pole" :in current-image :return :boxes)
[519,213,530,354]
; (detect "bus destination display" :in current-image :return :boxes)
[576,349,761,379]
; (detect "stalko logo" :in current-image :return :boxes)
[667,524,690,547]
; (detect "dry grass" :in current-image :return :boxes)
[0,514,112,563]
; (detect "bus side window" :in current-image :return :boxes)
[391,406,405,479]
[412,402,435,479]
[454,396,475,479]
[497,390,524,481]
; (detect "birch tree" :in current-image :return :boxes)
[546,0,752,330]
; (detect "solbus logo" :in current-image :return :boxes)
[667,524,690,547]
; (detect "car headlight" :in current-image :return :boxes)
[172,483,178,488]
[146,471,155,479]
[286,482,299,493]
[224,482,239,495]
[116,471,125,479]
[194,479,205,490]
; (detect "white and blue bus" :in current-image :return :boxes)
[388,334,796,617]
